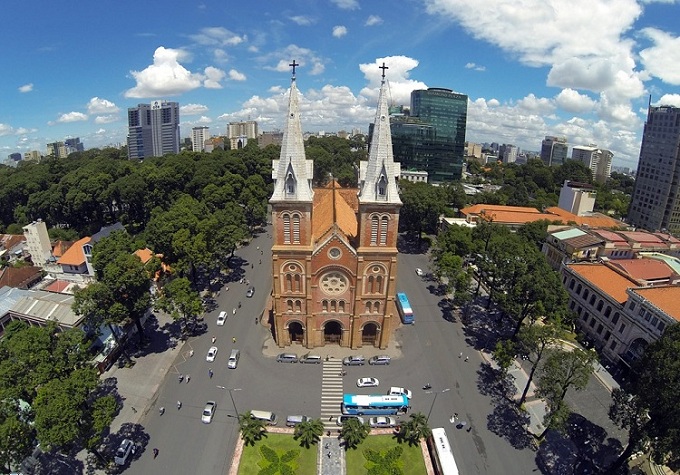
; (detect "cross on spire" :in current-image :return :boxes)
[290,60,299,77]
[379,62,388,79]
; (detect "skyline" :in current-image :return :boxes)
[1,0,679,168]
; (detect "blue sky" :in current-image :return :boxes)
[1,0,679,168]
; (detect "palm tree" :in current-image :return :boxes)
[340,418,371,449]
[398,412,431,446]
[293,418,325,448]
[238,411,267,446]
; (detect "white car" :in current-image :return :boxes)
[336,415,365,426]
[369,416,397,428]
[357,377,379,388]
[206,346,218,362]
[415,268,424,276]
[202,401,216,423]
[388,387,413,399]
[114,438,134,465]
[216,311,227,326]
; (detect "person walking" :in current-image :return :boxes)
[464,356,469,362]
[212,336,216,344]
[177,400,182,410]
[153,448,159,459]
[232,337,237,344]
[208,368,213,379]
[186,374,190,383]
[458,352,463,358]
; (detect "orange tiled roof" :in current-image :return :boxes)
[0,234,25,250]
[312,181,358,241]
[56,236,90,266]
[608,258,677,282]
[544,207,625,229]
[51,240,74,258]
[567,262,640,303]
[631,286,680,322]
[460,204,552,225]
[0,266,42,288]
[134,248,154,264]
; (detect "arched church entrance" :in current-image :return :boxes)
[323,321,343,344]
[288,321,304,344]
[625,338,648,363]
[361,323,379,346]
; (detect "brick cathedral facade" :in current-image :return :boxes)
[269,64,402,349]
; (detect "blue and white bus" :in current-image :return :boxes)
[396,292,414,324]
[428,427,460,475]
[341,394,409,416]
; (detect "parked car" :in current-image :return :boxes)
[114,439,134,465]
[202,401,216,423]
[388,387,413,399]
[336,415,365,426]
[369,416,397,428]
[246,286,255,298]
[206,346,218,362]
[342,355,366,366]
[216,311,227,326]
[276,353,299,363]
[368,355,391,365]
[285,415,309,427]
[299,354,322,364]
[357,377,379,388]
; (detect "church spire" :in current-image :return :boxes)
[359,62,401,205]
[270,60,314,203]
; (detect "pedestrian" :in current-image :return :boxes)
[159,407,165,416]
[212,336,216,344]
[186,374,190,383]
[153,448,159,459]
[466,426,472,433]
[255,317,258,325]
[232,308,236,315]
[208,368,213,378]
[329,416,333,421]
[458,352,463,358]
[259,259,262,264]
[232,337,237,343]
[454,412,459,418]
[465,356,469,362]
[327,452,331,459]
[260,250,263,255]
[189,349,194,357]
[177,400,182,410]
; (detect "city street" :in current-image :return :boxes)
[121,230,623,475]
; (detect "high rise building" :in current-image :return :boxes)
[24,150,42,162]
[227,121,258,140]
[65,137,84,154]
[389,87,468,182]
[127,100,180,159]
[191,126,209,152]
[46,141,68,159]
[499,144,518,164]
[269,62,401,350]
[628,105,680,233]
[8,153,22,162]
[572,145,613,183]
[540,136,568,166]
[22,219,52,267]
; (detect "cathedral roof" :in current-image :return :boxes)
[312,180,358,242]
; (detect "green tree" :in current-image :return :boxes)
[292,418,325,448]
[399,181,447,238]
[535,348,596,438]
[0,402,34,474]
[155,277,204,335]
[396,412,431,446]
[605,324,680,472]
[340,417,371,449]
[238,411,267,446]
[491,339,516,377]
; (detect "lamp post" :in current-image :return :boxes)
[216,386,241,418]
[426,388,450,423]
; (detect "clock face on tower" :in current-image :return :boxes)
[328,247,341,259]
[320,272,348,295]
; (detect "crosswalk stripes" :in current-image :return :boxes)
[321,359,344,431]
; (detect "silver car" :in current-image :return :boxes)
[369,416,397,428]
[114,439,134,465]
[276,353,298,363]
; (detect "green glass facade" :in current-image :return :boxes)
[392,88,468,182]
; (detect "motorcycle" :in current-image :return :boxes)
[422,383,432,390]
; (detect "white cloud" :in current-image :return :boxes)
[228,69,246,81]
[261,45,326,76]
[332,26,348,38]
[203,66,226,89]
[554,88,596,113]
[290,15,315,26]
[189,27,246,47]
[331,0,359,9]
[94,115,119,124]
[516,94,555,115]
[655,94,680,107]
[0,124,15,136]
[56,112,88,123]
[181,104,209,115]
[18,83,33,93]
[365,15,383,26]
[359,56,428,105]
[464,62,486,71]
[87,97,120,114]
[125,46,203,98]
[639,28,680,85]
[197,116,212,124]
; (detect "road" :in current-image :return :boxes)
[126,232,545,474]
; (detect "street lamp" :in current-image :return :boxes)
[216,386,242,418]
[426,388,450,423]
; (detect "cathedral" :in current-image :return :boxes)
[269,62,402,350]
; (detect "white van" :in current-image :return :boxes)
[250,410,278,425]
[227,349,240,369]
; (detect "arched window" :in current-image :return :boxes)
[374,301,381,314]
[371,216,379,245]
[569,279,575,290]
[583,289,589,300]
[576,283,582,294]
[285,274,292,292]
[330,300,337,312]
[292,214,300,244]
[339,301,345,313]
[294,274,301,293]
[283,214,291,244]
[286,173,295,194]
[380,216,388,245]
[375,275,383,294]
[377,175,387,197]
[295,300,302,313]
[286,299,293,312]
[367,275,374,293]
[597,300,604,312]
[365,302,372,313]
[322,300,328,312]
[604,306,612,318]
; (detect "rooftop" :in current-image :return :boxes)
[56,236,90,266]
[567,262,640,303]
[630,286,680,322]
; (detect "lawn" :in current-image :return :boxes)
[237,433,317,475]
[345,435,428,475]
